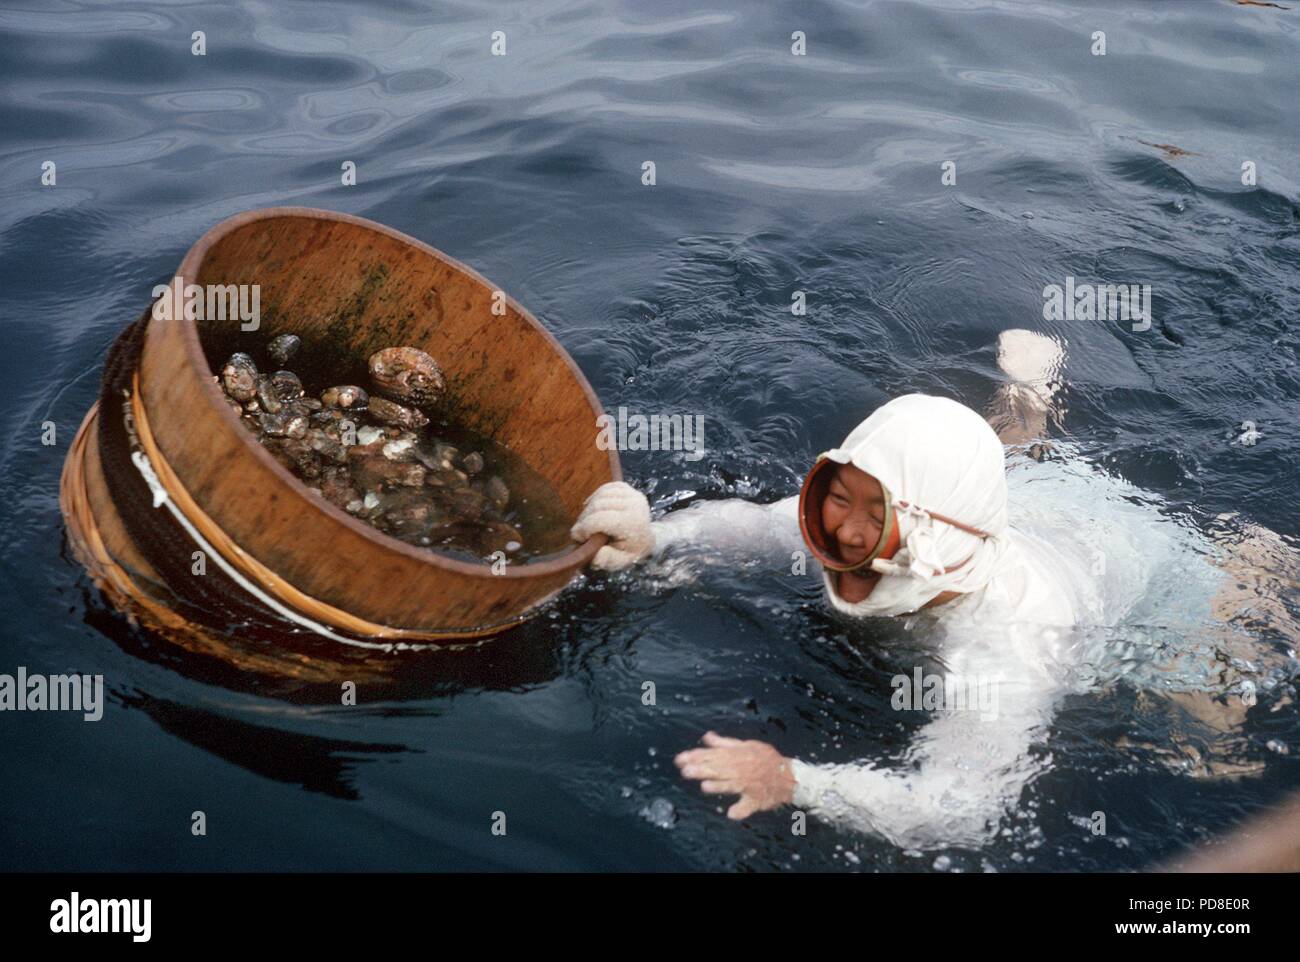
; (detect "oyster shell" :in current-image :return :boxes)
[368,346,446,407]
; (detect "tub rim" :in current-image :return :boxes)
[167,205,620,583]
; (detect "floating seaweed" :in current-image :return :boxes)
[1137,139,1201,159]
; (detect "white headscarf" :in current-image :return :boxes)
[821,394,1011,617]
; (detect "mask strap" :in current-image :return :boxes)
[896,501,992,539]
[872,501,992,578]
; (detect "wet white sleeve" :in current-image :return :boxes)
[650,494,804,561]
[790,648,1057,849]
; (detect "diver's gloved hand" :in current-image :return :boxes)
[570,481,654,571]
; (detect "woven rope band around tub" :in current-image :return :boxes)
[61,403,194,634]
[63,405,501,662]
[91,312,531,649]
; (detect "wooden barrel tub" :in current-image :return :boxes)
[60,207,618,679]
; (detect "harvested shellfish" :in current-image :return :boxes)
[321,384,368,410]
[368,396,429,430]
[221,353,258,402]
[267,333,302,366]
[368,346,446,407]
[216,333,543,564]
[268,369,304,402]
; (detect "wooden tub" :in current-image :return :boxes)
[61,207,618,673]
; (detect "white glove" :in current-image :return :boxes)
[570,481,654,571]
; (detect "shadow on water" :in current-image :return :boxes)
[117,690,409,801]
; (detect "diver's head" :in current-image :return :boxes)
[798,394,1008,616]
[799,460,901,603]
[800,459,898,567]
[820,463,893,568]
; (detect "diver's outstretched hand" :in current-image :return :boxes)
[570,481,654,571]
[675,731,795,820]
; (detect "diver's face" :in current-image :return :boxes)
[820,464,887,567]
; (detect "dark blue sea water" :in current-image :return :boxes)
[1,0,1298,872]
